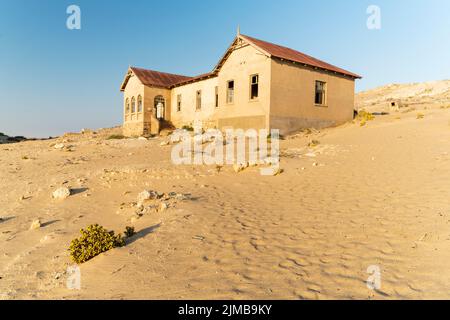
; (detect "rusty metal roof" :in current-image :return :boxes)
[130,67,192,88]
[240,34,361,79]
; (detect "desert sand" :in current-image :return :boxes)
[1,81,450,299]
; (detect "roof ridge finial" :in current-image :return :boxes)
[237,25,240,37]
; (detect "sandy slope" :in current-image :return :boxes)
[1,90,450,299]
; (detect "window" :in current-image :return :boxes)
[154,95,165,119]
[215,86,219,108]
[125,98,130,113]
[137,95,142,112]
[227,80,234,104]
[315,81,326,105]
[177,94,182,112]
[250,74,259,100]
[131,97,136,113]
[196,90,202,110]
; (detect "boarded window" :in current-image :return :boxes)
[137,95,143,112]
[250,74,259,100]
[131,97,136,113]
[215,86,219,108]
[177,94,182,112]
[196,90,202,110]
[227,80,234,104]
[315,81,326,105]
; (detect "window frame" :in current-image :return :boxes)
[215,86,219,108]
[177,94,182,112]
[131,96,136,113]
[314,80,327,106]
[125,98,130,114]
[196,90,202,111]
[249,74,259,100]
[226,80,235,105]
[137,95,143,113]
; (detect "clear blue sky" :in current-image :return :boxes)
[0,0,449,137]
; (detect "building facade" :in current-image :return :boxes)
[120,33,361,136]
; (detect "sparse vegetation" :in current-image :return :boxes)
[69,224,125,264]
[308,139,320,147]
[416,113,425,119]
[106,134,126,140]
[124,226,136,238]
[356,110,375,126]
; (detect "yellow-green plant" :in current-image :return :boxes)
[124,226,136,238]
[69,224,125,264]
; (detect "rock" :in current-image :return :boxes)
[312,162,319,167]
[137,190,158,202]
[53,143,65,150]
[52,187,71,199]
[160,140,170,146]
[137,136,147,141]
[159,202,168,212]
[30,219,41,230]
[271,168,284,176]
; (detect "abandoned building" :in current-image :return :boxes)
[119,32,361,136]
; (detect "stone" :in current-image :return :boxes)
[54,143,65,150]
[160,141,170,146]
[312,162,319,167]
[137,136,147,141]
[30,219,41,230]
[233,163,245,173]
[159,202,168,212]
[137,190,158,202]
[52,187,71,199]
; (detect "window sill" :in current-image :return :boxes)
[315,104,328,108]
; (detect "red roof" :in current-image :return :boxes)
[130,67,192,88]
[240,34,361,79]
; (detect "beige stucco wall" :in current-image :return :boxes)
[270,59,355,135]
[122,70,171,136]
[170,77,219,129]
[122,74,145,136]
[170,42,272,131]
[215,43,271,131]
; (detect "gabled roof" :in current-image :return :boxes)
[238,34,361,79]
[121,34,361,91]
[120,67,192,91]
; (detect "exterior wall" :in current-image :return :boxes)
[122,71,171,136]
[122,74,145,136]
[170,77,219,129]
[270,59,356,135]
[215,43,271,131]
[170,43,272,131]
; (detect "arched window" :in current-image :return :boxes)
[125,98,130,113]
[137,95,143,113]
[131,97,136,113]
[154,95,165,119]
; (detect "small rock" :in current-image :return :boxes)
[312,162,319,167]
[159,202,168,212]
[137,190,158,202]
[52,187,71,199]
[54,143,65,150]
[160,141,170,146]
[30,219,41,230]
[233,163,245,173]
[138,136,147,141]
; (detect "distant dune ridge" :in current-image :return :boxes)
[356,79,450,112]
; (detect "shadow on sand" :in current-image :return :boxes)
[126,223,161,245]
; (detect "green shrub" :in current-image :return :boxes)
[124,226,136,238]
[107,134,126,140]
[69,224,125,264]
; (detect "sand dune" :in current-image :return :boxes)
[1,83,450,299]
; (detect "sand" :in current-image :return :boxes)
[1,82,450,299]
